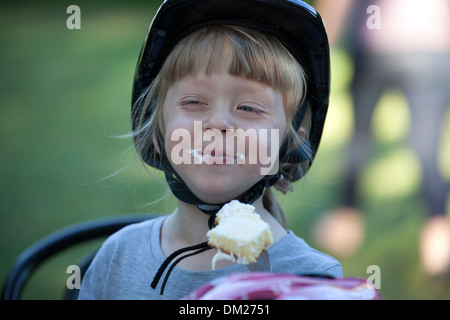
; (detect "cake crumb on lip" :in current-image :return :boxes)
[188,149,245,164]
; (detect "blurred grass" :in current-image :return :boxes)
[1,1,449,300]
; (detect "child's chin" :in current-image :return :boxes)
[193,183,249,205]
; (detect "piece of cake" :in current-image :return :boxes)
[206,200,273,269]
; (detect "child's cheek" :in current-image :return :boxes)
[164,122,195,167]
[256,128,281,176]
[232,128,281,176]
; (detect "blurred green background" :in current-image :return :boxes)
[1,0,449,300]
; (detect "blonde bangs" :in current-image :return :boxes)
[158,25,306,119]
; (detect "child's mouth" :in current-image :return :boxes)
[188,149,245,164]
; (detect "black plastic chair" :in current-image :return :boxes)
[1,214,155,300]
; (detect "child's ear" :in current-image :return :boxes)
[153,132,161,154]
[298,125,308,141]
[288,125,308,151]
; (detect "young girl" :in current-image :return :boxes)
[79,0,342,300]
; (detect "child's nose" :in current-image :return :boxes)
[203,107,234,133]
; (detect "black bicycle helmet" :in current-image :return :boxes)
[131,0,330,213]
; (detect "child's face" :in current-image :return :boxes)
[162,57,287,204]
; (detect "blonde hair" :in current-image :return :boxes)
[133,25,311,228]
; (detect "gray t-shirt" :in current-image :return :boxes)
[78,216,342,300]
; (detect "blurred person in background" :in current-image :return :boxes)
[314,0,450,276]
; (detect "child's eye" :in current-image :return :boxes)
[237,105,262,114]
[181,100,202,105]
[179,99,207,109]
[238,105,254,112]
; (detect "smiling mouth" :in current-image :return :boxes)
[188,149,245,164]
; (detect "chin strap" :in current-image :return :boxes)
[150,200,220,296]
[151,240,213,295]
